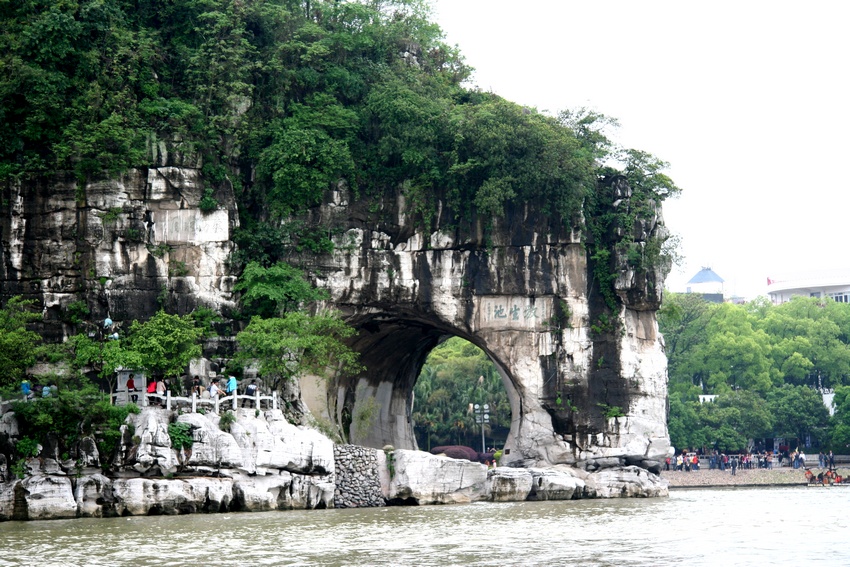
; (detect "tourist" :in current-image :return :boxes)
[731,455,738,476]
[21,379,33,401]
[818,451,825,469]
[828,450,835,468]
[243,380,259,408]
[691,454,699,471]
[127,374,138,403]
[147,379,158,405]
[209,378,223,399]
[156,378,166,397]
[226,374,238,396]
[191,375,203,397]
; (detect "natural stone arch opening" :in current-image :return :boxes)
[411,336,509,454]
[286,179,670,471]
[332,313,521,456]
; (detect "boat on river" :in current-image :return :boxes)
[804,468,850,486]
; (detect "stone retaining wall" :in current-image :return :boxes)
[333,444,385,508]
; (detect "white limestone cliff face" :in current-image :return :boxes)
[303,181,672,473]
[1,168,673,508]
[0,168,237,342]
[0,408,336,521]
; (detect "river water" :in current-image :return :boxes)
[1,486,847,566]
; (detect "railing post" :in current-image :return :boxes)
[273,391,278,410]
[166,391,171,411]
[142,391,148,407]
[232,390,237,410]
[192,392,197,413]
[215,396,220,414]
[255,390,260,409]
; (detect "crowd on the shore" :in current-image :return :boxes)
[665,448,840,475]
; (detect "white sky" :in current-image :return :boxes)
[432,0,850,299]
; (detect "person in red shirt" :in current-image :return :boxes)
[126,374,138,403]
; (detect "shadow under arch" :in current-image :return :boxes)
[333,312,520,452]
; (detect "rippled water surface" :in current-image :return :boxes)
[1,487,848,566]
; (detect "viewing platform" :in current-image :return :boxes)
[111,389,279,413]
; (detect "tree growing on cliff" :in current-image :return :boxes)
[232,261,362,403]
[0,296,43,389]
[235,261,326,318]
[121,310,203,382]
[234,311,362,392]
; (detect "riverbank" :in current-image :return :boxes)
[661,467,848,488]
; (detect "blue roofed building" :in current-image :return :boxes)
[686,267,725,303]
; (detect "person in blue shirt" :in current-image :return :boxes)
[226,375,238,395]
[21,379,33,401]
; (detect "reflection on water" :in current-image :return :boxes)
[1,487,848,566]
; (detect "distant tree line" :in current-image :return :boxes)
[412,337,509,451]
[660,294,850,452]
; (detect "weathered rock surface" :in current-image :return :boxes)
[0,407,337,521]
[589,465,669,498]
[528,466,592,500]
[1,167,674,507]
[0,168,237,343]
[487,467,534,502]
[19,475,77,520]
[112,477,234,516]
[384,449,488,505]
[301,180,672,472]
[0,406,670,521]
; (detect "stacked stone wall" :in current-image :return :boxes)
[333,444,385,508]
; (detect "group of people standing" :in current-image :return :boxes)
[665,450,779,474]
[125,373,260,407]
[19,379,57,400]
[817,450,836,469]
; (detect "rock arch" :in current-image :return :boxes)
[301,181,672,472]
[0,169,671,474]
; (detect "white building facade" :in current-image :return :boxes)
[767,270,850,304]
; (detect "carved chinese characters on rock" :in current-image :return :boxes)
[477,296,551,330]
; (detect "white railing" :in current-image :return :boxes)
[112,390,279,413]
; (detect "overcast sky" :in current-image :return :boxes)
[432,0,850,299]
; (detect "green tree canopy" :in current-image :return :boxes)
[122,310,203,380]
[234,311,361,391]
[2,0,680,282]
[660,293,848,451]
[412,337,508,451]
[767,384,830,445]
[0,296,43,388]
[234,261,327,318]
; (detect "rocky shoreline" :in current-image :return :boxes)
[661,467,845,488]
[1,406,670,521]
